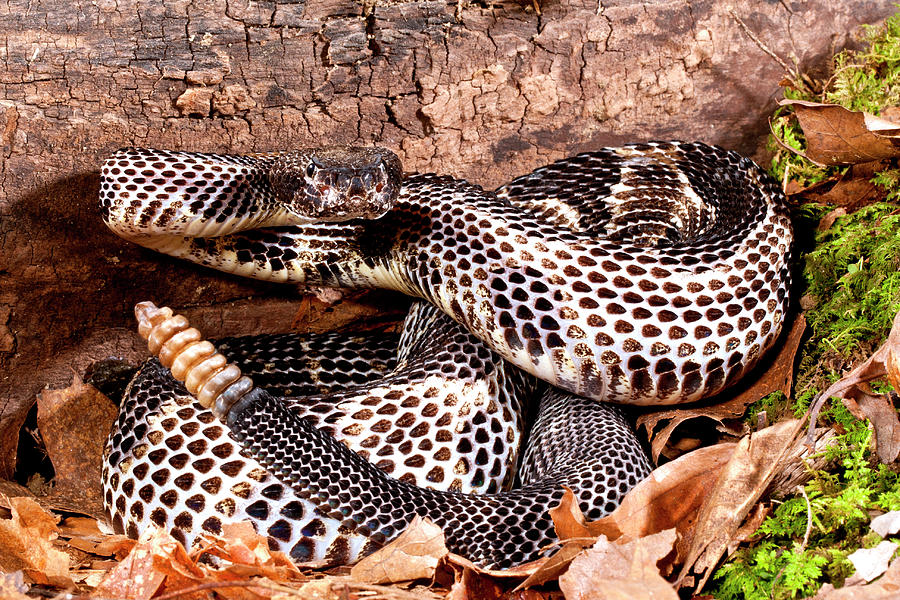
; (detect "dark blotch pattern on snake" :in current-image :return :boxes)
[99,141,792,568]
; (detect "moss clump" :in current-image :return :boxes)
[800,203,900,383]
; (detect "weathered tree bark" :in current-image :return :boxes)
[0,0,894,478]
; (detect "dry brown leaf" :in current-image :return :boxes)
[784,173,842,198]
[677,419,805,591]
[444,551,548,579]
[888,313,900,392]
[795,161,888,209]
[596,443,738,568]
[95,524,299,600]
[350,515,448,584]
[726,503,770,557]
[0,496,72,587]
[36,375,118,519]
[848,392,900,463]
[554,442,734,548]
[57,515,133,558]
[802,176,884,208]
[550,487,623,541]
[779,100,900,165]
[558,530,678,600]
[524,447,735,593]
[199,521,306,584]
[0,481,34,504]
[818,207,848,232]
[515,540,595,591]
[445,567,506,600]
[809,309,900,463]
[639,316,805,461]
[92,527,184,599]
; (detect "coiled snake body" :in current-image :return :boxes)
[100,142,792,568]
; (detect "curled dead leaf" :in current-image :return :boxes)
[350,515,448,584]
[92,527,193,600]
[199,521,306,583]
[36,375,118,519]
[677,419,805,591]
[558,530,678,600]
[0,496,72,587]
[585,443,736,544]
[793,162,887,208]
[446,567,506,600]
[515,541,594,591]
[778,100,900,165]
[550,487,622,541]
[517,444,736,591]
[445,550,549,580]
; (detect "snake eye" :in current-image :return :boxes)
[306,161,317,178]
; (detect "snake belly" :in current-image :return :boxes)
[100,141,792,567]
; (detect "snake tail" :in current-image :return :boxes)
[134,301,253,417]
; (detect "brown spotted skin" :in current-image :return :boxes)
[101,141,793,405]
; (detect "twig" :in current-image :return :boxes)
[805,391,829,448]
[818,63,866,99]
[798,485,813,552]
[768,485,814,597]
[769,548,789,598]
[767,116,828,168]
[331,578,445,600]
[728,8,796,78]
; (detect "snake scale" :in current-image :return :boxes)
[99,141,792,568]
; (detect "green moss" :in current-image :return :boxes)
[825,13,900,112]
[803,203,900,359]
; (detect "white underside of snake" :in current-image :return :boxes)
[99,141,792,568]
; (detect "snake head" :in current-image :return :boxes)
[269,146,403,222]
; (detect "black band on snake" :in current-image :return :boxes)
[99,142,793,568]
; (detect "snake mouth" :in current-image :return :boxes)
[270,146,403,222]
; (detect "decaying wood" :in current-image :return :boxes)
[0,0,895,478]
